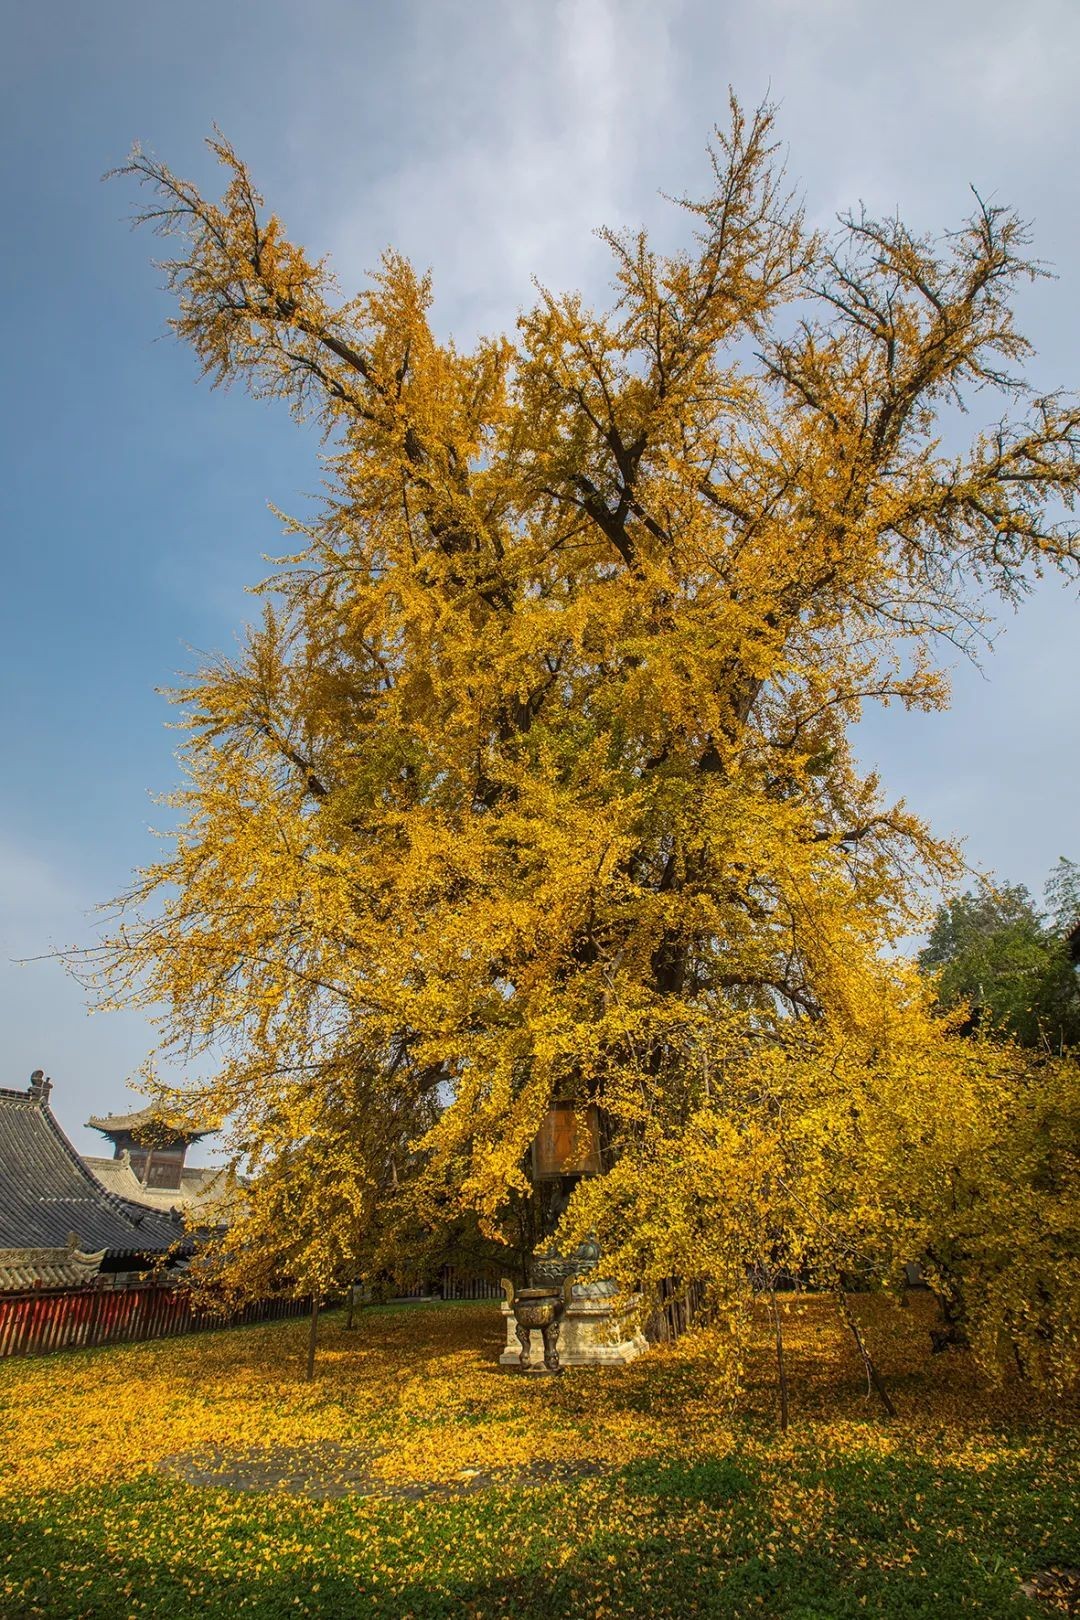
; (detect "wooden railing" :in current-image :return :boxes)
[440,1268,504,1300]
[0,1283,311,1359]
[391,1266,504,1302]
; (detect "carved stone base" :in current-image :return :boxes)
[500,1281,647,1368]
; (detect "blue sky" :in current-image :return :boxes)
[2,0,1078,1158]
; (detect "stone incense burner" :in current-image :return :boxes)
[501,1277,574,1374]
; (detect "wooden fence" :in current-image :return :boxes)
[394,1272,706,1329]
[0,1283,311,1360]
[647,1278,713,1343]
[439,1267,504,1300]
[392,1266,505,1302]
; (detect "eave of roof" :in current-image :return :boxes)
[0,1241,105,1291]
[86,1102,210,1141]
[0,1086,188,1259]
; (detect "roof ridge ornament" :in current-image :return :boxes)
[28,1070,53,1104]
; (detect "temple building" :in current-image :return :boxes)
[0,1073,186,1290]
[85,1102,209,1189]
[83,1101,241,1218]
[82,1103,237,1218]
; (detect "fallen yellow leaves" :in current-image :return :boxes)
[0,1292,1070,1510]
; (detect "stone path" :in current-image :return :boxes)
[1016,1567,1080,1615]
[158,1440,608,1501]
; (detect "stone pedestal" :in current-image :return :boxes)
[500,1280,647,1368]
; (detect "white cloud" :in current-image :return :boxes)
[269,0,1080,913]
[316,0,682,340]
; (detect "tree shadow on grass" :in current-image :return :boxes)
[0,1445,1071,1620]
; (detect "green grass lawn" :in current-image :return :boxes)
[0,1298,1076,1618]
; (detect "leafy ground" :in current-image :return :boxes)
[0,1295,1076,1618]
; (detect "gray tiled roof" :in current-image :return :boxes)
[0,1085,185,1258]
[0,1241,105,1290]
[83,1155,240,1216]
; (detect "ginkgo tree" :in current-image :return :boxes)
[92,101,1080,1385]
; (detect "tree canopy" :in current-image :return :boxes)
[1046,855,1080,938]
[90,103,1080,1385]
[918,862,1080,1050]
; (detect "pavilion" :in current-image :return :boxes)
[83,1102,236,1217]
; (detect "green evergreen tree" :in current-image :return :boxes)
[1045,856,1080,937]
[919,869,1080,1049]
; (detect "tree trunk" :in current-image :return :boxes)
[839,1291,896,1418]
[766,1279,790,1432]
[306,1295,320,1380]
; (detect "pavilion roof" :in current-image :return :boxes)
[85,1101,211,1142]
[83,1155,241,1216]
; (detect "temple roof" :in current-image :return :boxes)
[83,1156,241,1217]
[0,1240,106,1291]
[0,1080,186,1261]
[85,1101,211,1142]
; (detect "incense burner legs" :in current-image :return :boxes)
[503,1281,570,1375]
[514,1315,562,1373]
